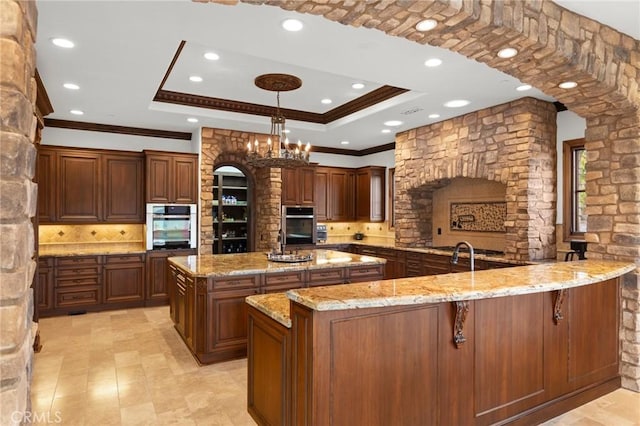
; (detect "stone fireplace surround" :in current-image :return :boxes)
[2,0,638,422]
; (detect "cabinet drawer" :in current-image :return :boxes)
[56,276,100,288]
[213,274,260,290]
[405,252,425,261]
[348,264,384,282]
[265,272,305,287]
[55,256,101,267]
[56,266,102,277]
[55,287,100,307]
[376,248,397,258]
[308,268,345,284]
[105,253,145,264]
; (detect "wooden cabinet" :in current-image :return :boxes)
[146,248,196,305]
[315,167,355,221]
[53,255,102,311]
[37,257,54,313]
[264,271,306,293]
[103,153,144,222]
[145,151,198,204]
[57,150,102,222]
[282,167,315,206]
[356,166,385,222]
[37,147,145,223]
[103,254,145,304]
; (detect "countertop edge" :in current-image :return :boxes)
[285,261,636,312]
[245,296,292,328]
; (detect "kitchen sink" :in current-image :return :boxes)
[267,253,314,263]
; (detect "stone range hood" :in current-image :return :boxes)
[394,97,558,261]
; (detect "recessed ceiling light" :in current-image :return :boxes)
[381,129,391,134]
[428,113,440,119]
[444,99,470,108]
[70,109,84,115]
[63,83,79,90]
[558,81,578,89]
[189,75,203,82]
[384,120,403,127]
[415,19,437,32]
[340,141,349,145]
[424,58,442,67]
[283,129,291,134]
[516,84,532,91]
[497,47,518,58]
[282,18,303,32]
[51,38,74,48]
[204,52,220,61]
[352,83,365,90]
[321,98,332,105]
[187,117,198,123]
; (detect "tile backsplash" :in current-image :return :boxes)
[39,224,144,244]
[320,222,395,239]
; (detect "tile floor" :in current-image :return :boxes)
[31,307,640,425]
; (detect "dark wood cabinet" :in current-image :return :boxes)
[282,167,315,206]
[145,151,198,204]
[57,150,102,222]
[212,171,250,254]
[103,153,144,222]
[356,166,385,222]
[37,147,145,223]
[37,257,54,313]
[53,255,102,311]
[103,254,145,304]
[146,248,196,305]
[315,167,355,221]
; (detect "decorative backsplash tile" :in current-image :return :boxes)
[319,222,395,239]
[450,202,506,233]
[39,224,144,244]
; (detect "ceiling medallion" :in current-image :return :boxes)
[247,73,310,169]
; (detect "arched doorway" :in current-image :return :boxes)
[212,164,254,253]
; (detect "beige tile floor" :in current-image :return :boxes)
[32,306,640,425]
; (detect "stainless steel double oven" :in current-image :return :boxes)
[282,205,316,246]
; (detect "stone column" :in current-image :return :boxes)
[0,0,39,424]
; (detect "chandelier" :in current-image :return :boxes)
[246,73,310,168]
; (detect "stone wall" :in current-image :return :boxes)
[200,128,282,254]
[0,0,39,423]
[395,97,557,261]
[205,0,640,392]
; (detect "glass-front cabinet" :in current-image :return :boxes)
[212,166,250,254]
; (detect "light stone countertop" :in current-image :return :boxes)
[286,260,635,312]
[167,249,386,278]
[246,260,635,327]
[39,242,147,256]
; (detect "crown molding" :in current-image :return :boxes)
[44,119,192,140]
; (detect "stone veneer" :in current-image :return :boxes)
[200,128,283,254]
[0,0,39,423]
[395,97,557,261]
[206,0,640,390]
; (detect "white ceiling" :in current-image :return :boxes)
[35,1,639,151]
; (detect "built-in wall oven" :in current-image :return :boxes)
[282,206,316,245]
[146,204,197,250]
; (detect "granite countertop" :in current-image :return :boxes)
[167,249,386,278]
[245,293,291,328]
[286,260,635,311]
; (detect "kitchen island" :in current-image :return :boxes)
[245,260,635,426]
[166,249,385,364]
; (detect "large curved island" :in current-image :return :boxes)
[245,260,634,426]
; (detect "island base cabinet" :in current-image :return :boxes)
[288,278,621,426]
[247,306,290,426]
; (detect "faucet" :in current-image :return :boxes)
[451,241,475,272]
[277,228,286,255]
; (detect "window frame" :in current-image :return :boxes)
[562,138,586,241]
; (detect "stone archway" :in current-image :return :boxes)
[205,0,640,390]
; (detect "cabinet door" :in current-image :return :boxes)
[281,168,299,205]
[103,154,144,222]
[299,167,315,205]
[146,154,171,203]
[36,149,56,223]
[147,249,196,304]
[282,167,315,206]
[174,155,198,203]
[37,258,54,312]
[104,262,145,303]
[314,168,329,221]
[206,288,258,354]
[329,169,352,221]
[57,151,101,222]
[356,166,385,222]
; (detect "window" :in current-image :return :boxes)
[563,138,586,240]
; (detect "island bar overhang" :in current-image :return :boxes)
[246,260,635,426]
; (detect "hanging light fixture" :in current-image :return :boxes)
[246,73,311,168]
